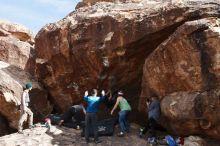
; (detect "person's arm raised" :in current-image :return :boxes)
[84,91,89,101]
[100,90,106,101]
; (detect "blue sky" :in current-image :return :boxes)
[0,0,80,35]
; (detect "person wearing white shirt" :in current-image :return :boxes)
[18,82,33,133]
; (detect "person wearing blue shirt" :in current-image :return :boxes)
[84,89,105,144]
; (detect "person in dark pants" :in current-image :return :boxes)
[59,104,86,129]
[84,89,105,144]
[139,96,161,143]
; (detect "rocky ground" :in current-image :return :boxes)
[0,124,147,146]
[0,123,215,146]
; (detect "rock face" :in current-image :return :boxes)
[0,61,52,131]
[161,90,220,139]
[140,17,220,139]
[141,17,220,100]
[171,136,220,146]
[35,0,220,117]
[0,114,14,136]
[0,20,35,75]
[80,0,129,8]
[0,21,52,135]
[0,20,34,44]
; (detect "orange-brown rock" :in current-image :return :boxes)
[35,0,220,115]
[140,17,220,139]
[0,115,14,136]
[0,20,34,44]
[0,21,52,135]
[141,17,220,100]
[0,21,53,135]
[161,90,220,139]
[0,20,35,75]
[0,61,52,131]
[81,0,130,7]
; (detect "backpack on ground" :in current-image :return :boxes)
[165,135,177,146]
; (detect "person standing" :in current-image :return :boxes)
[139,96,161,143]
[18,82,33,133]
[111,91,131,137]
[84,89,105,144]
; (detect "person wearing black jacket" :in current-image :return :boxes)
[59,104,86,129]
[139,96,161,141]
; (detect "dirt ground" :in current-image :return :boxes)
[0,123,150,146]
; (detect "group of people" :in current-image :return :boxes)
[18,82,161,145]
[83,89,132,143]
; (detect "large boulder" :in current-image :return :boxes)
[141,17,220,101]
[0,21,52,134]
[161,90,220,139]
[35,0,220,113]
[0,20,35,75]
[140,17,220,138]
[0,61,52,130]
[0,20,34,44]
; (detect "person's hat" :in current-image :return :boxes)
[25,82,32,89]
[118,90,124,95]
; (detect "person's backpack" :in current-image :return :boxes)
[165,135,177,146]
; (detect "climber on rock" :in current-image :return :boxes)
[18,82,34,134]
